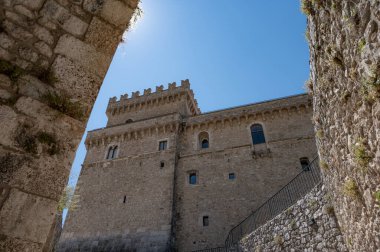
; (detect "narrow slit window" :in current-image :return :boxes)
[123,195,127,203]
[251,124,266,145]
[203,216,209,226]
[106,146,113,159]
[229,173,236,180]
[189,173,197,185]
[159,140,167,151]
[300,157,310,171]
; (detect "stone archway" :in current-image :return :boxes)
[0,0,138,250]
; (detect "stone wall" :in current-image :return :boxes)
[0,0,138,251]
[305,0,380,250]
[175,95,317,251]
[239,183,348,252]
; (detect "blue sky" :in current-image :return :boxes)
[63,0,309,221]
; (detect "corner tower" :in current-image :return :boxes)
[58,80,199,251]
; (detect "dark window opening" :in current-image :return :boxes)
[189,173,197,185]
[300,157,310,171]
[159,140,167,151]
[125,119,133,123]
[201,139,209,149]
[106,147,113,159]
[251,124,266,145]
[160,161,165,168]
[203,216,209,226]
[123,195,127,203]
[111,146,118,159]
[229,173,236,180]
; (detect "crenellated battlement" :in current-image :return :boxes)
[106,79,200,125]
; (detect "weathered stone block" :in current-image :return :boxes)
[0,33,16,50]
[100,0,134,28]
[0,74,12,88]
[34,41,53,58]
[84,17,122,55]
[3,20,33,41]
[13,0,46,10]
[33,24,55,45]
[0,235,43,252]
[14,4,35,19]
[18,47,39,63]
[52,55,102,105]
[62,14,89,36]
[0,188,57,244]
[54,34,111,77]
[0,105,19,148]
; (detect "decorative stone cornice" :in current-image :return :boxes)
[183,94,312,131]
[84,114,181,149]
[106,79,201,116]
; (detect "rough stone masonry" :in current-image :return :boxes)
[0,0,138,251]
[305,0,380,251]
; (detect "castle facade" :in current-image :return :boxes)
[58,80,317,251]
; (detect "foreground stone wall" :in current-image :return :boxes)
[305,0,380,250]
[0,0,137,251]
[239,183,348,252]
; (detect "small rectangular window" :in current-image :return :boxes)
[189,173,197,185]
[300,157,310,171]
[159,140,167,151]
[203,216,209,226]
[229,173,236,180]
[160,161,165,168]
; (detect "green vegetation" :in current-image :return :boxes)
[360,65,380,103]
[343,178,360,199]
[57,185,80,213]
[319,160,329,171]
[37,131,60,155]
[273,235,284,245]
[33,67,58,86]
[0,59,25,82]
[352,138,372,170]
[41,91,83,120]
[357,38,366,53]
[289,219,297,230]
[374,191,380,204]
[301,0,313,15]
[14,123,37,154]
[316,129,324,139]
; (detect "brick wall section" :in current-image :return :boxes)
[0,0,137,251]
[239,183,348,251]
[305,0,380,250]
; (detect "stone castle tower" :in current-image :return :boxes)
[58,80,317,251]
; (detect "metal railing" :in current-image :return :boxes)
[224,156,321,248]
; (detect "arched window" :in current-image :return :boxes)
[198,132,209,149]
[106,146,113,159]
[251,124,266,145]
[201,139,209,149]
[189,172,197,185]
[106,146,118,159]
[111,146,118,159]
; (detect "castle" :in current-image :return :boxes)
[58,79,317,251]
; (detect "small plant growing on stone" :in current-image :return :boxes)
[33,67,58,86]
[0,59,25,82]
[301,0,313,15]
[57,185,80,213]
[319,160,329,171]
[357,38,366,53]
[352,138,372,170]
[324,205,335,216]
[41,91,83,120]
[374,191,380,205]
[273,235,284,246]
[360,65,380,103]
[37,131,60,155]
[289,219,297,230]
[343,178,360,199]
[340,91,351,103]
[14,123,37,154]
[316,129,324,139]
